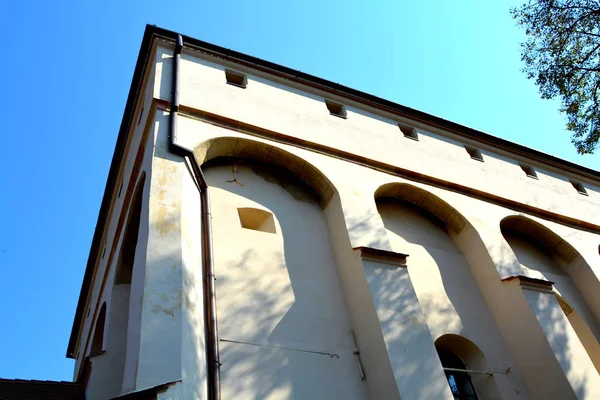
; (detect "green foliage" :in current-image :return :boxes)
[511,0,600,154]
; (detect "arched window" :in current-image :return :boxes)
[90,302,106,355]
[437,348,479,400]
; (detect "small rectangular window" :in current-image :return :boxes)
[325,100,347,119]
[238,208,276,233]
[399,124,418,141]
[464,146,484,162]
[519,163,538,179]
[570,180,588,196]
[225,69,247,88]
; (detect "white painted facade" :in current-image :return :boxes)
[68,29,600,399]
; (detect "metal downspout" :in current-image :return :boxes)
[167,34,221,400]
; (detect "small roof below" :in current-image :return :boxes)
[0,378,85,400]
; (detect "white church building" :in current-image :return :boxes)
[59,25,600,399]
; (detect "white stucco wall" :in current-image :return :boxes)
[362,256,454,400]
[505,233,600,342]
[75,40,600,400]
[522,285,600,399]
[172,112,600,398]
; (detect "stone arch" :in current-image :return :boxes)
[500,215,600,366]
[198,137,367,399]
[375,182,467,235]
[374,182,525,399]
[435,334,502,400]
[194,137,335,207]
[500,216,600,322]
[373,183,501,314]
[500,216,578,265]
[373,183,496,288]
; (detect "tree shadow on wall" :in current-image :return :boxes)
[343,206,391,251]
[455,233,588,399]
[364,262,460,399]
[375,199,529,398]
[205,159,366,399]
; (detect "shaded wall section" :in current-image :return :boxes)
[205,159,367,399]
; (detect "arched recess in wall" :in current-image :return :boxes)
[195,137,368,399]
[500,216,600,373]
[115,172,146,284]
[90,302,106,356]
[108,172,146,389]
[374,183,506,399]
[435,334,502,400]
[194,137,334,207]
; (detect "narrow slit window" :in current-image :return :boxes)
[519,163,538,179]
[225,69,247,88]
[399,124,418,141]
[325,100,347,119]
[238,208,276,233]
[570,180,588,196]
[115,174,145,285]
[137,107,144,125]
[465,146,483,162]
[90,303,106,356]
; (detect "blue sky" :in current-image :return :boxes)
[0,0,597,382]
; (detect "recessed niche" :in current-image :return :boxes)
[325,100,347,119]
[225,69,247,88]
[464,146,483,162]
[399,124,418,140]
[238,208,276,233]
[570,180,588,196]
[519,163,538,179]
[90,303,106,356]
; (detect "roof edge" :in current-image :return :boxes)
[66,25,157,358]
[150,26,599,181]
